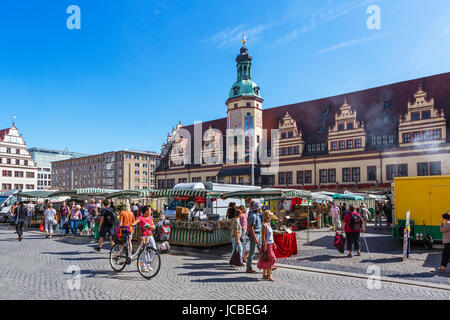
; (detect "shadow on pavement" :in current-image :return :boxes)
[191,276,260,283]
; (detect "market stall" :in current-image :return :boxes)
[112,188,232,247]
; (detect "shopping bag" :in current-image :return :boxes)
[229,249,243,266]
[333,232,346,254]
[242,235,250,252]
[39,223,44,232]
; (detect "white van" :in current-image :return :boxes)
[164,183,261,221]
[0,191,21,222]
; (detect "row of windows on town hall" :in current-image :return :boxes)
[277,161,441,185]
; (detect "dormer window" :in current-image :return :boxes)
[411,112,420,121]
[338,124,345,131]
[347,123,354,130]
[288,131,293,138]
[421,110,430,119]
[281,132,286,139]
[233,87,239,95]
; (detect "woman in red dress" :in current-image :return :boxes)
[257,210,277,281]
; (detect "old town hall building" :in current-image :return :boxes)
[155,42,450,192]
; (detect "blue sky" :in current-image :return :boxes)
[2,0,450,154]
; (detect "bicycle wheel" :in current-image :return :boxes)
[137,246,161,279]
[110,243,128,272]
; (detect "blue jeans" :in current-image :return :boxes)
[59,216,66,232]
[246,233,261,271]
[70,220,79,235]
[231,237,243,259]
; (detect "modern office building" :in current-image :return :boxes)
[27,147,88,190]
[52,150,160,191]
[0,124,37,191]
[155,42,450,192]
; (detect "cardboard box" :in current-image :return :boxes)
[176,207,189,221]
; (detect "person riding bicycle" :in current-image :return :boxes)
[119,202,135,255]
[131,205,157,272]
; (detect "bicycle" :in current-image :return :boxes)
[109,226,161,279]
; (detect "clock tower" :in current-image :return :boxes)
[226,37,264,164]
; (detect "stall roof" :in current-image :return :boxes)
[15,190,58,199]
[49,188,123,198]
[333,193,364,200]
[139,189,225,199]
[222,188,312,200]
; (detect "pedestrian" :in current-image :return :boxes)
[230,209,244,267]
[119,202,136,255]
[58,201,70,235]
[359,203,370,227]
[25,202,34,230]
[384,200,393,229]
[246,202,262,274]
[131,203,138,217]
[15,202,27,241]
[374,201,383,230]
[257,210,277,281]
[87,199,97,231]
[330,203,341,232]
[131,205,157,272]
[436,212,450,272]
[10,202,18,228]
[94,199,116,252]
[312,202,320,228]
[341,205,365,257]
[80,204,88,232]
[44,203,57,239]
[69,205,82,236]
[226,202,236,220]
[239,205,250,262]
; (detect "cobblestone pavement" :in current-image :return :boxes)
[0,225,449,300]
[276,219,450,286]
[170,219,450,286]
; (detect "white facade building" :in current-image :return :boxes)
[0,125,37,191]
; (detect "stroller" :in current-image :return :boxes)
[154,218,171,253]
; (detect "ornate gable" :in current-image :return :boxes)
[398,85,446,146]
[328,99,366,153]
[276,112,305,157]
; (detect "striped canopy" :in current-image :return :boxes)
[140,189,225,199]
[221,188,312,200]
[105,190,142,199]
[49,188,123,198]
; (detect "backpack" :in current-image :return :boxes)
[349,213,363,232]
[103,208,115,226]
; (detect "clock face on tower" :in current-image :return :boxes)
[229,110,242,129]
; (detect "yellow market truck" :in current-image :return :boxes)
[393,175,450,243]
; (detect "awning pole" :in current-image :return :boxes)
[307,198,310,244]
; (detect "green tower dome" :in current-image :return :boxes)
[228,44,261,100]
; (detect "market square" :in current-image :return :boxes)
[1,1,450,306]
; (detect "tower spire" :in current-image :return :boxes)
[12,115,16,127]
[242,34,246,47]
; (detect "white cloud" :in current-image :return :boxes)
[202,23,272,48]
[316,34,386,55]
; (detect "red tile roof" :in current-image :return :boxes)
[160,72,450,163]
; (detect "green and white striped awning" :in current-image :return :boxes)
[221,188,312,200]
[140,189,225,199]
[105,190,142,199]
[49,188,123,198]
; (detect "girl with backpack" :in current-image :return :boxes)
[341,205,365,258]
